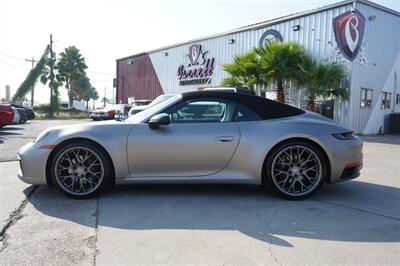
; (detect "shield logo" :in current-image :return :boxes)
[188,44,201,65]
[333,10,365,61]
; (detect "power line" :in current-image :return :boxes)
[0,51,25,61]
[90,78,113,82]
[0,58,26,72]
[87,70,114,75]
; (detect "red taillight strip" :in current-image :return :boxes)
[345,161,362,169]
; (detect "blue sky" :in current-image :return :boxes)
[0,0,399,104]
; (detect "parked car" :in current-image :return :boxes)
[18,90,363,199]
[90,105,124,121]
[10,104,35,120]
[126,100,151,116]
[15,107,28,123]
[114,104,133,121]
[11,107,21,124]
[128,95,175,117]
[0,104,15,128]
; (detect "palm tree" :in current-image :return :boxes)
[297,56,348,112]
[84,87,99,110]
[57,46,87,108]
[75,73,98,109]
[40,57,62,115]
[256,41,306,103]
[221,50,264,93]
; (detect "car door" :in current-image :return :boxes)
[127,98,240,177]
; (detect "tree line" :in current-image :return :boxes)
[222,41,348,112]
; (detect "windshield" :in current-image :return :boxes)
[149,95,175,107]
[125,94,181,123]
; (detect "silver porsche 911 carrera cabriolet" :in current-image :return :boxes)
[18,90,363,200]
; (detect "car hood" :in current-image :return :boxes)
[34,119,138,144]
[41,120,129,135]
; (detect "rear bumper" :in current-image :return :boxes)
[339,162,363,181]
[322,135,363,184]
[0,116,14,126]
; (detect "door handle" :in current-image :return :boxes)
[215,136,235,142]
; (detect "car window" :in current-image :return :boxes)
[234,104,261,122]
[164,99,235,123]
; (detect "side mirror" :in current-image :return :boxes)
[148,113,170,129]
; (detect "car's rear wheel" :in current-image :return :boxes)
[51,141,112,199]
[263,141,327,200]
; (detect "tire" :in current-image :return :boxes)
[263,140,327,200]
[50,141,113,199]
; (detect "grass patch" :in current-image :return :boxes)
[35,112,90,120]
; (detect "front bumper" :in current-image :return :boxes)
[17,141,50,185]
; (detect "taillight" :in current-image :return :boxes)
[108,110,115,116]
[332,131,356,140]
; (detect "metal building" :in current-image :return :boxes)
[116,0,400,134]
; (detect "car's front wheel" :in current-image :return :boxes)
[263,141,327,200]
[50,141,112,199]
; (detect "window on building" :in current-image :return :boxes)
[381,92,392,109]
[396,94,400,105]
[360,88,373,108]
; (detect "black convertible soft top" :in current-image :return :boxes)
[181,91,305,120]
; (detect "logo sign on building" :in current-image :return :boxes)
[259,29,283,47]
[333,10,365,61]
[177,44,215,86]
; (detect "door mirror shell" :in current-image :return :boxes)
[148,113,170,129]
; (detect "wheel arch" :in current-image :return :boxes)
[261,137,332,184]
[45,137,116,187]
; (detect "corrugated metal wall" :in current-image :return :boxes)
[148,3,354,123]
[350,2,400,134]
[118,1,400,133]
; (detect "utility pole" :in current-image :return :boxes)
[103,87,107,107]
[25,57,38,107]
[49,34,54,117]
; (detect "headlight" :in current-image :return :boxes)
[332,131,356,140]
[34,129,52,143]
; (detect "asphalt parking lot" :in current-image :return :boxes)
[0,120,399,265]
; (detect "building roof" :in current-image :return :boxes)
[117,0,400,61]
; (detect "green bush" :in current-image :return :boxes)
[33,103,52,113]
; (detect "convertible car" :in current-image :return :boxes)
[18,91,363,199]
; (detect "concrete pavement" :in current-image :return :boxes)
[0,121,399,265]
[0,119,91,161]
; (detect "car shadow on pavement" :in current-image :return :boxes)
[0,126,24,131]
[0,131,22,136]
[26,180,400,248]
